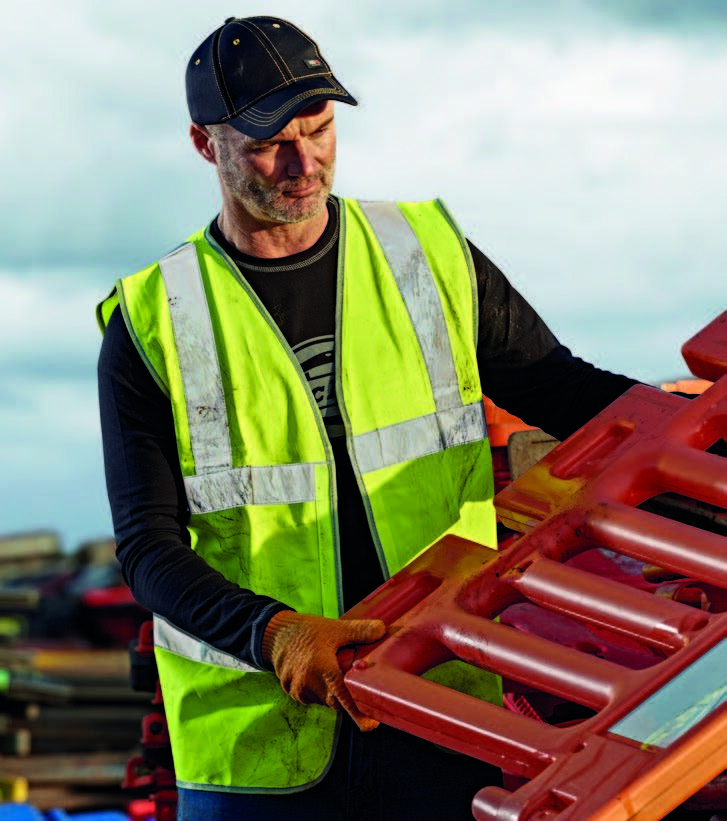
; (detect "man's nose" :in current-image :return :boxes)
[287,141,317,177]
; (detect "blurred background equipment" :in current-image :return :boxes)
[0,535,151,816]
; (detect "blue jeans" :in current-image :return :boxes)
[176,717,501,820]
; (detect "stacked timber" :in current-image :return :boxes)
[0,532,64,586]
[0,533,151,811]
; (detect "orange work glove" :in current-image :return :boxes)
[262,610,386,732]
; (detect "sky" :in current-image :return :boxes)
[2,0,726,551]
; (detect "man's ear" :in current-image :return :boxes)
[190,123,217,165]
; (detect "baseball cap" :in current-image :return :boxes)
[186,16,357,139]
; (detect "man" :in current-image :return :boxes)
[97,16,638,820]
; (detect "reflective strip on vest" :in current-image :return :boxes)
[352,400,487,475]
[358,201,462,413]
[154,615,259,672]
[159,243,232,474]
[160,205,486,510]
[161,243,322,514]
[353,201,487,473]
[184,462,322,515]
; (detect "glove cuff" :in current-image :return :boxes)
[261,609,298,664]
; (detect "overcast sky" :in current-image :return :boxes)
[2,0,726,550]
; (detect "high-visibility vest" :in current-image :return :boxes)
[98,198,499,792]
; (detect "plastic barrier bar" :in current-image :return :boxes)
[343,312,727,820]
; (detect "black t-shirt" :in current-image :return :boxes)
[97,196,637,670]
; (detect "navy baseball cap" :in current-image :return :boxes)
[186,16,357,139]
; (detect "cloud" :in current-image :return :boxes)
[339,0,727,34]
[0,271,101,367]
[4,1,727,275]
[2,1,726,547]
[0,271,109,546]
[333,26,727,378]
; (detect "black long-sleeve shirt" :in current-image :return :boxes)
[97,197,638,670]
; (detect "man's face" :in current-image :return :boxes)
[209,100,336,227]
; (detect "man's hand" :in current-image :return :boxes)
[262,611,386,731]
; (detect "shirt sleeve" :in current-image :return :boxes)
[469,241,640,441]
[97,306,291,670]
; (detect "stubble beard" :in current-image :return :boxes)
[219,150,335,226]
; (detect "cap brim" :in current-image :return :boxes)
[226,75,357,140]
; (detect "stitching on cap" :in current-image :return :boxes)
[221,73,338,121]
[296,28,326,67]
[236,79,345,126]
[245,20,296,79]
[240,21,291,82]
[220,80,290,121]
[240,82,340,125]
[212,28,234,116]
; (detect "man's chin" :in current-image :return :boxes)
[268,190,330,224]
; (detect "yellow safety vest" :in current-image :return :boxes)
[98,198,499,792]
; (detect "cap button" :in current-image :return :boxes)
[224,17,237,24]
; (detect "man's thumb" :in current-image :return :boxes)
[342,618,387,644]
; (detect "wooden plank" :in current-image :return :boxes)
[66,684,148,703]
[0,750,134,784]
[28,704,148,725]
[22,785,129,812]
[0,589,40,609]
[4,674,72,704]
[0,531,62,562]
[20,648,131,679]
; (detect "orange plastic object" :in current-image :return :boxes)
[683,311,727,383]
[483,396,537,495]
[343,311,727,820]
[483,395,536,448]
[660,378,712,395]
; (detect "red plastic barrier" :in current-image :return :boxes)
[343,311,727,820]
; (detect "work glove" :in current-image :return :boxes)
[262,610,386,732]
